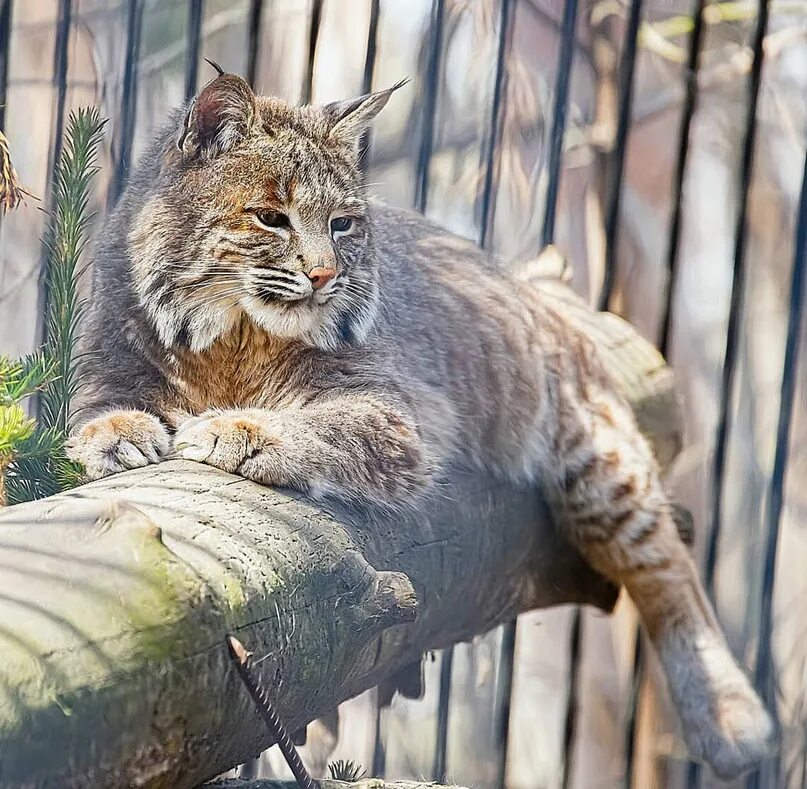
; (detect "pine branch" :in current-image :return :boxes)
[40,107,106,436]
[4,428,68,504]
[0,352,58,404]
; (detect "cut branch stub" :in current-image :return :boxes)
[335,550,419,639]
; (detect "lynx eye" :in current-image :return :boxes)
[330,216,353,236]
[254,210,290,230]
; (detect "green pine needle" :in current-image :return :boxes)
[0,352,58,404]
[327,760,367,782]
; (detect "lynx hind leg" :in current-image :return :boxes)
[556,398,773,779]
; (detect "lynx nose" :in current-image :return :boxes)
[308,267,337,290]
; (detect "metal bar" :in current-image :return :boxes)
[362,0,380,95]
[0,0,12,132]
[745,146,807,789]
[48,0,71,195]
[704,0,770,595]
[541,0,579,248]
[543,5,585,768]
[109,0,144,206]
[301,0,322,104]
[184,0,204,100]
[622,635,643,788]
[245,0,264,89]
[493,620,517,789]
[413,0,445,214]
[478,0,514,248]
[587,0,647,777]
[226,636,320,789]
[371,689,386,777]
[358,0,380,168]
[480,7,517,784]
[622,2,707,781]
[359,0,382,772]
[560,612,583,789]
[35,0,72,349]
[596,0,644,312]
[657,0,706,355]
[432,646,453,783]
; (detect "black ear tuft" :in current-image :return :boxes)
[178,73,257,160]
[325,79,408,152]
[204,58,225,77]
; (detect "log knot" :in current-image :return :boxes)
[335,551,418,637]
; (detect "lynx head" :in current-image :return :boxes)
[127,71,404,352]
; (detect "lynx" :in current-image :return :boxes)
[68,71,772,778]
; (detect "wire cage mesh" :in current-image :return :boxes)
[1,0,806,787]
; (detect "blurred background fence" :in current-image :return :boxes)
[1,1,806,787]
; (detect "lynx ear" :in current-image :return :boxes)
[325,79,408,151]
[178,73,257,159]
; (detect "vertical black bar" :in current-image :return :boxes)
[361,5,382,775]
[493,619,517,789]
[588,0,644,778]
[245,0,264,89]
[478,0,514,249]
[371,689,386,777]
[48,0,71,193]
[432,646,453,783]
[358,0,380,168]
[413,0,445,214]
[745,147,807,789]
[109,0,144,206]
[636,2,707,778]
[0,0,12,132]
[657,0,705,356]
[559,612,583,789]
[301,0,323,105]
[480,5,517,784]
[704,0,770,595]
[36,0,72,347]
[362,0,380,95]
[184,0,204,100]
[543,4,582,774]
[540,0,579,248]
[622,635,643,788]
[596,0,643,312]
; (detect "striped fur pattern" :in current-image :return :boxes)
[68,73,772,778]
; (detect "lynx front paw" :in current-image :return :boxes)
[67,410,170,479]
[175,411,281,478]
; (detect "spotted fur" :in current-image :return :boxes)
[69,73,772,778]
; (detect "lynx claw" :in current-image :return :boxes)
[174,411,279,475]
[67,410,170,479]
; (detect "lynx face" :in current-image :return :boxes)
[128,75,402,352]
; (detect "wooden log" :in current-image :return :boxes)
[0,462,615,788]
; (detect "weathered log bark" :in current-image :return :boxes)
[0,276,679,789]
[0,461,615,788]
